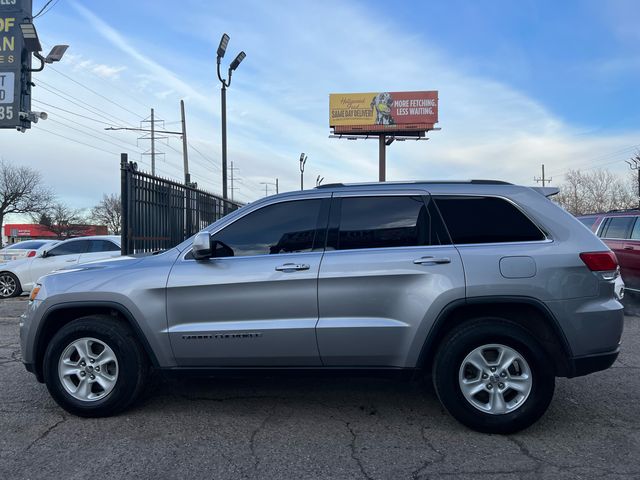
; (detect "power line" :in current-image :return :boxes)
[37,127,120,155]
[46,111,142,150]
[37,79,135,127]
[47,118,143,153]
[33,99,123,125]
[33,0,59,19]
[49,66,144,120]
[36,82,133,127]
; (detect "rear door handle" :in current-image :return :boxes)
[624,246,634,250]
[413,256,451,265]
[65,259,76,262]
[275,263,310,272]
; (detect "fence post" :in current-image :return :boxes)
[120,153,130,255]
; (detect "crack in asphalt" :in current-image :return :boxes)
[345,421,374,480]
[25,415,67,451]
[410,426,446,480]
[248,408,275,477]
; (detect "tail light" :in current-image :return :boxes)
[580,251,618,279]
[27,250,36,258]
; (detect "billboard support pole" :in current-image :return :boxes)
[379,134,386,182]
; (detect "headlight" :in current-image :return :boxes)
[29,284,41,302]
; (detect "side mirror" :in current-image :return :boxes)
[40,250,48,258]
[192,232,212,260]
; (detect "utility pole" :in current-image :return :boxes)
[229,161,240,201]
[260,180,278,197]
[626,154,640,209]
[534,164,551,187]
[299,153,307,190]
[276,178,279,194]
[139,109,167,176]
[180,100,190,185]
[151,108,155,175]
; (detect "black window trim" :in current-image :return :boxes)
[182,195,332,261]
[432,194,551,246]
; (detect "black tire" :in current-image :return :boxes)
[433,318,555,434]
[0,272,22,298]
[43,315,149,417]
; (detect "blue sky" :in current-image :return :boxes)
[1,0,639,209]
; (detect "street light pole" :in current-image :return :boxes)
[216,33,246,207]
[299,153,307,190]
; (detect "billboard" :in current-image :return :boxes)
[0,0,31,130]
[330,91,438,134]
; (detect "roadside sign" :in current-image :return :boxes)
[0,0,31,130]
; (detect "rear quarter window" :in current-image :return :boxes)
[434,196,545,244]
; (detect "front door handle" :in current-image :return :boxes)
[275,263,310,272]
[624,246,634,250]
[413,256,451,265]
[65,259,76,262]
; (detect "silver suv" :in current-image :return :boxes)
[20,181,624,433]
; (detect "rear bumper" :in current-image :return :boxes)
[568,347,620,378]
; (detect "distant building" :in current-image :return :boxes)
[3,224,109,244]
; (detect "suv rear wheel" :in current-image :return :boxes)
[433,318,555,434]
[43,315,148,417]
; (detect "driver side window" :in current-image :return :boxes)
[211,199,323,257]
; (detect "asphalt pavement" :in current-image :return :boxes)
[1,296,638,480]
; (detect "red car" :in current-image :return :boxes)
[579,209,640,292]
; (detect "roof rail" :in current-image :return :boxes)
[606,208,640,213]
[315,180,512,189]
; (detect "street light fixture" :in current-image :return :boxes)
[216,33,246,207]
[19,22,68,72]
[299,153,307,190]
[217,33,230,58]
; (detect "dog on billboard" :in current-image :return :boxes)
[371,92,395,125]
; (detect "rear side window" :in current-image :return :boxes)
[87,240,120,253]
[331,196,448,250]
[599,216,635,239]
[434,196,545,244]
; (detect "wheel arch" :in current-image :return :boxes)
[33,301,160,382]
[417,296,574,377]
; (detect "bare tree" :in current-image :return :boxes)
[0,161,53,245]
[34,202,90,239]
[555,169,637,215]
[90,194,121,235]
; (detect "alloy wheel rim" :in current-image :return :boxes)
[58,337,119,402]
[0,274,16,297]
[458,343,532,415]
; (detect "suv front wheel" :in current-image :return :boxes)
[43,315,148,417]
[433,318,555,434]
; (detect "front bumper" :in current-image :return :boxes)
[568,347,620,378]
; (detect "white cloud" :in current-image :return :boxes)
[91,64,126,79]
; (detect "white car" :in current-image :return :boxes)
[0,240,59,262]
[0,235,121,298]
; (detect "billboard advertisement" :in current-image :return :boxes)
[330,91,438,133]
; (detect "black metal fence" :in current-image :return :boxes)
[120,154,241,254]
